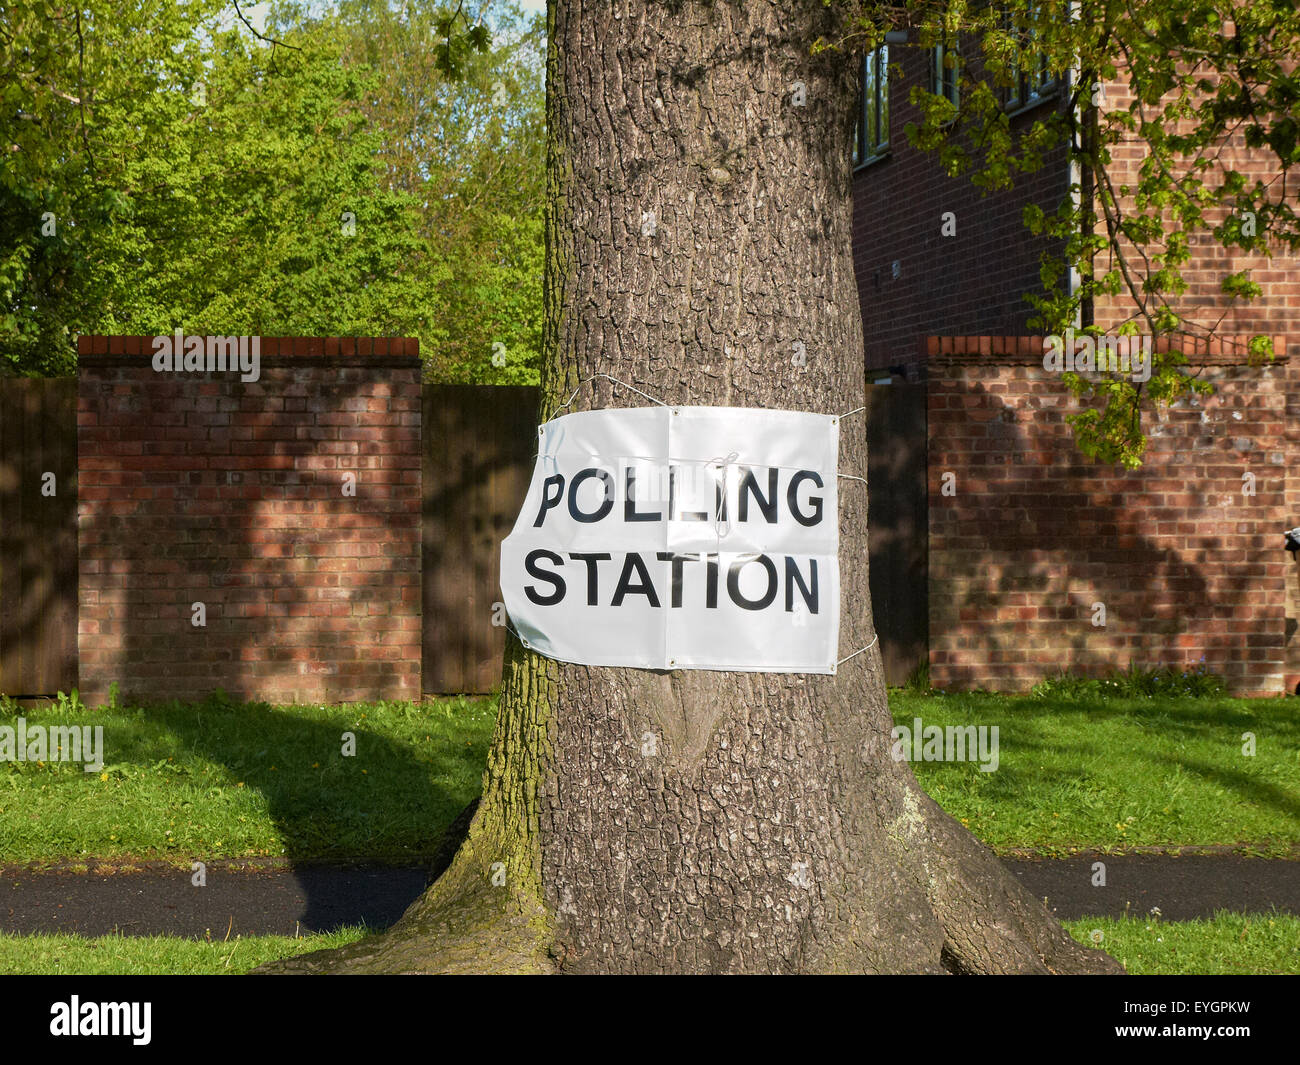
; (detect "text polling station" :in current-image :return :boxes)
[500,405,840,673]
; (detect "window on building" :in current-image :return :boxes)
[932,42,959,110]
[1004,3,1057,112]
[853,44,889,166]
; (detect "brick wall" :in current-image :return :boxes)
[927,335,1293,696]
[852,55,1297,373]
[77,336,421,706]
[1285,352,1300,689]
[851,46,1071,377]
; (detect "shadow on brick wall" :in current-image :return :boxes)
[73,338,448,920]
[78,339,422,708]
[929,366,1286,694]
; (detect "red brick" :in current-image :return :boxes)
[77,337,421,706]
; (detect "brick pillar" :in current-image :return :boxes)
[77,335,421,705]
[1285,345,1300,692]
[927,334,1289,696]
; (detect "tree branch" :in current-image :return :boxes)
[73,6,96,177]
[231,0,301,51]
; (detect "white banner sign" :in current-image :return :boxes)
[500,405,840,673]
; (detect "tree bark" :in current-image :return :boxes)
[260,0,1121,975]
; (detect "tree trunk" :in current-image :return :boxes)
[260,0,1121,975]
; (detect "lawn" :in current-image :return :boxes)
[1,914,1294,974]
[1067,913,1300,975]
[0,927,370,975]
[2,687,1296,976]
[0,691,495,866]
[892,690,1300,857]
[1,688,1297,864]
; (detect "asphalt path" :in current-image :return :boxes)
[1,856,1296,938]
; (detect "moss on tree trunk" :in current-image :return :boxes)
[258,0,1121,975]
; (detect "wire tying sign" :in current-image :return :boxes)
[500,405,840,673]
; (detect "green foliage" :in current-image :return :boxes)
[0,0,544,383]
[840,0,1299,466]
[900,657,933,694]
[293,0,546,381]
[1031,660,1227,700]
[1058,342,1216,468]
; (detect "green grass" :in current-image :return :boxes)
[1063,913,1300,975]
[0,927,369,974]
[2,688,1297,863]
[890,690,1300,856]
[3,684,1292,975]
[0,692,495,865]
[0,915,1293,973]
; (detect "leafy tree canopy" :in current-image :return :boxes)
[0,0,544,382]
[839,0,1298,466]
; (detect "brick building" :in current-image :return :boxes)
[850,34,1297,695]
[851,37,1072,378]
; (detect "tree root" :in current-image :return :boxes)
[253,882,556,974]
[257,774,1123,975]
[884,774,1124,975]
[254,800,556,975]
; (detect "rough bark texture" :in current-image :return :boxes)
[259,0,1122,975]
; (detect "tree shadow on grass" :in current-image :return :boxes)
[900,694,1300,847]
[73,344,494,935]
[130,694,490,932]
[1152,751,1300,826]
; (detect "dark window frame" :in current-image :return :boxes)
[853,44,890,168]
[1003,3,1059,115]
[932,42,960,111]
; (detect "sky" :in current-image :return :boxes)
[228,0,546,36]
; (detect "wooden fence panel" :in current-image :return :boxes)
[422,384,538,694]
[1,375,926,699]
[0,378,78,697]
[865,380,928,687]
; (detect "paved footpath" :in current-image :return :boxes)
[0,856,1296,938]
[1008,855,1299,923]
